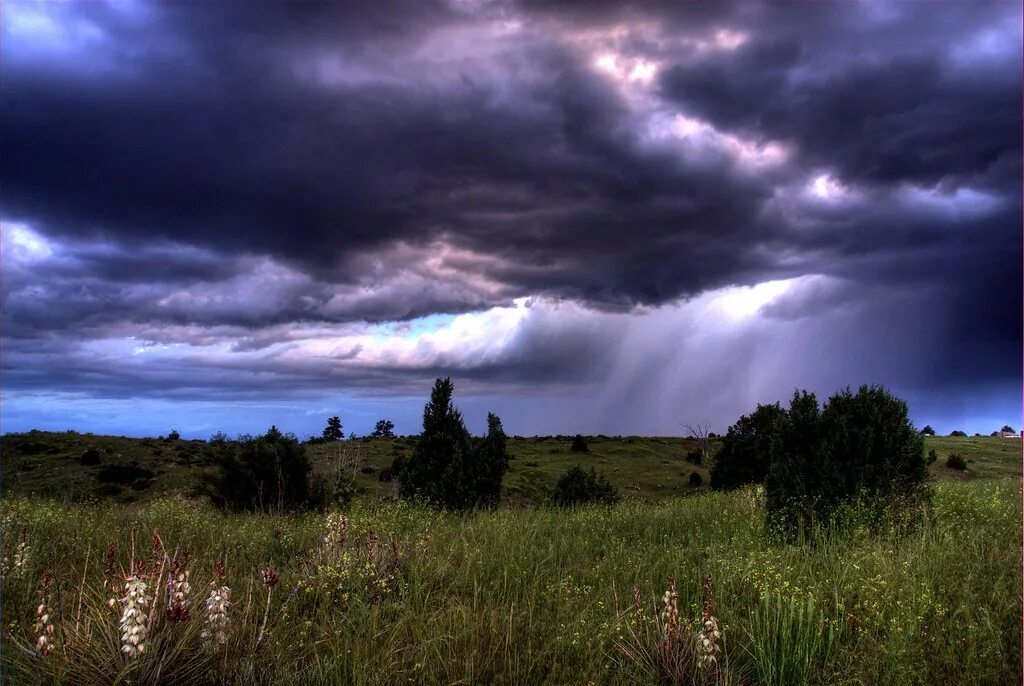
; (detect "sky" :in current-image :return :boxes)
[1,0,1021,439]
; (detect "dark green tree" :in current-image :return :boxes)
[399,378,509,510]
[920,425,935,436]
[322,416,344,442]
[1000,425,1016,434]
[473,413,510,508]
[711,402,788,490]
[949,430,967,437]
[371,419,395,438]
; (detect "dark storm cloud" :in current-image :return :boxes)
[0,0,1019,417]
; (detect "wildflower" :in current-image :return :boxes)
[201,560,231,648]
[165,553,191,622]
[118,574,150,658]
[324,512,348,547]
[34,571,56,656]
[260,568,279,588]
[256,567,278,648]
[696,572,722,670]
[10,532,31,579]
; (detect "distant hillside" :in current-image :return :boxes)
[1,430,1018,505]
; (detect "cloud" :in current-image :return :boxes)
[0,0,1019,434]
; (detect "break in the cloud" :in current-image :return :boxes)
[1,0,1020,438]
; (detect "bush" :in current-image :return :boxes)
[946,453,967,470]
[97,464,155,490]
[206,427,313,512]
[684,450,703,466]
[765,386,927,538]
[167,429,181,441]
[379,453,407,482]
[398,378,510,510]
[551,466,619,507]
[79,447,101,466]
[570,434,589,453]
[688,472,703,487]
[949,430,967,437]
[927,448,938,464]
[711,402,787,490]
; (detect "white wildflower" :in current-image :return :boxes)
[201,585,231,647]
[118,575,150,658]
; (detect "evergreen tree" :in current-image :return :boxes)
[322,416,344,442]
[399,378,509,510]
[473,413,510,508]
[371,419,396,438]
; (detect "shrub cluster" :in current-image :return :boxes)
[206,427,314,512]
[570,434,589,453]
[713,385,928,537]
[710,402,787,490]
[946,453,967,470]
[550,465,619,506]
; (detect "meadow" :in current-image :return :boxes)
[1,433,1021,684]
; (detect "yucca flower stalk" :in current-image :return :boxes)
[324,511,348,547]
[201,560,231,648]
[34,570,56,656]
[118,573,151,658]
[658,579,686,675]
[696,572,722,672]
[165,552,192,623]
[10,529,31,579]
[255,568,278,649]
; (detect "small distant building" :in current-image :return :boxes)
[999,430,1019,439]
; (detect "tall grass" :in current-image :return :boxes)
[1,482,1019,684]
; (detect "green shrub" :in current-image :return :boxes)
[688,472,703,487]
[551,465,619,507]
[949,430,967,437]
[684,449,703,465]
[711,402,787,490]
[97,463,155,487]
[927,448,938,464]
[765,386,927,538]
[79,447,101,466]
[570,434,589,453]
[946,453,967,470]
[206,427,313,512]
[399,378,510,510]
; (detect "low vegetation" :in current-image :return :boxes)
[1,482,1019,684]
[1,381,1020,683]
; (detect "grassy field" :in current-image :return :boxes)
[2,431,1018,505]
[1,433,1020,684]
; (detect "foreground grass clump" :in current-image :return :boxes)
[2,483,1020,685]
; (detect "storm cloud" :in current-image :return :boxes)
[1,0,1019,437]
